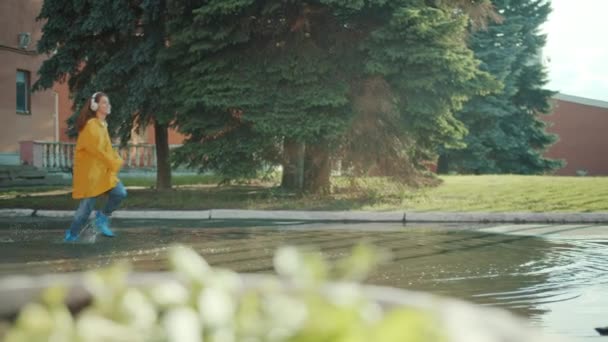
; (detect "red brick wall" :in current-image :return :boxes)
[145,124,187,145]
[542,98,608,176]
[0,0,57,152]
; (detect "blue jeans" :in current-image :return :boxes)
[67,182,127,236]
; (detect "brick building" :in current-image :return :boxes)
[0,0,183,169]
[0,0,57,164]
[542,94,608,176]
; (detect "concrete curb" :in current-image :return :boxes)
[1,208,608,223]
[0,209,34,217]
[405,212,608,224]
[210,209,405,222]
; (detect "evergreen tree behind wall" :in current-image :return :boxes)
[439,0,564,175]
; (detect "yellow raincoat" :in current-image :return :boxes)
[72,118,123,199]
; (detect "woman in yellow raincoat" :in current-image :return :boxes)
[64,92,127,242]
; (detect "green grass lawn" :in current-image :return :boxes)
[404,175,608,212]
[1,175,607,212]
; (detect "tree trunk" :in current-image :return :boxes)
[154,121,172,190]
[303,142,331,194]
[436,153,449,174]
[281,138,305,191]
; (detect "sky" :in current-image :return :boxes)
[542,0,608,102]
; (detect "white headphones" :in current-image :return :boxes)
[90,92,100,111]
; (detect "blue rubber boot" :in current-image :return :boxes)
[64,230,79,242]
[95,211,115,237]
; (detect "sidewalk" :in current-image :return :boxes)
[1,208,608,223]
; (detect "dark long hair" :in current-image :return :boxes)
[76,92,107,132]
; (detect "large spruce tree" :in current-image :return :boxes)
[438,0,563,174]
[166,0,498,193]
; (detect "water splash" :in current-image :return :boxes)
[78,221,98,244]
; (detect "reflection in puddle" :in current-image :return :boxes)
[0,218,606,341]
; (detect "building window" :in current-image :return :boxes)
[16,70,31,114]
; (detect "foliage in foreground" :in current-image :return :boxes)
[5,245,444,342]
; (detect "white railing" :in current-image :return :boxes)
[28,141,74,170]
[22,141,180,171]
[116,143,157,170]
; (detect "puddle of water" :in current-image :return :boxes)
[0,218,606,341]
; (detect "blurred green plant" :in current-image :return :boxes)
[4,244,443,342]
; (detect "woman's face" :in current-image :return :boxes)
[96,96,111,119]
